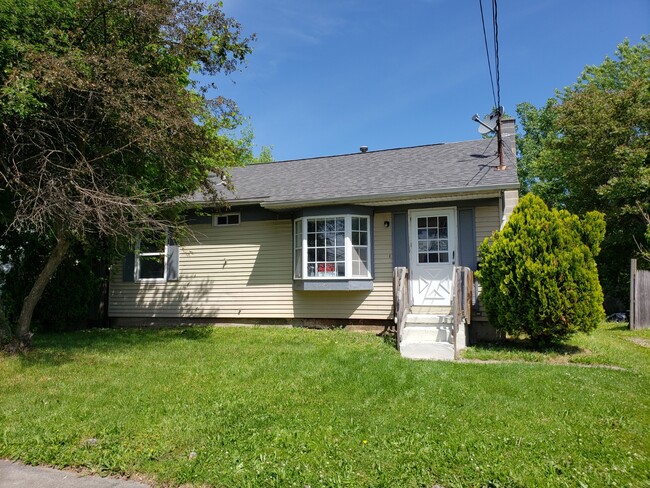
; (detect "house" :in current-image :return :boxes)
[109,119,519,360]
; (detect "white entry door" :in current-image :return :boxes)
[409,208,457,306]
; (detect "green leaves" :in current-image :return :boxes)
[516,35,650,303]
[0,0,254,339]
[477,194,606,345]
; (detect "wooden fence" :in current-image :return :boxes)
[630,259,650,329]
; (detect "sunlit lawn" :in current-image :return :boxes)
[1,323,648,487]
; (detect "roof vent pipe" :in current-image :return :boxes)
[360,146,368,153]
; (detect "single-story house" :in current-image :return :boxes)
[109,119,519,359]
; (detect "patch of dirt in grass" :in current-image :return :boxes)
[628,337,650,348]
[457,357,626,370]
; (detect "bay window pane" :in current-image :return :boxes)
[294,215,370,280]
[294,250,302,278]
[358,248,367,261]
[360,218,367,231]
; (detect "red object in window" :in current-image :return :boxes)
[318,263,335,273]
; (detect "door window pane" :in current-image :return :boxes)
[416,213,451,265]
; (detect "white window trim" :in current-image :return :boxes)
[293,215,372,280]
[212,213,241,227]
[134,238,168,282]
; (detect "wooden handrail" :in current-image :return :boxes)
[452,266,473,359]
[393,267,410,348]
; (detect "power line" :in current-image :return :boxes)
[478,0,497,108]
[492,0,501,111]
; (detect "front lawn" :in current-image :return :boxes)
[1,323,648,487]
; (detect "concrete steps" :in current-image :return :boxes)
[399,313,456,361]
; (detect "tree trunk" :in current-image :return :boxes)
[14,234,71,345]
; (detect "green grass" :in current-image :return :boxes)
[1,324,649,487]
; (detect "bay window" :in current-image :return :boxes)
[293,215,371,280]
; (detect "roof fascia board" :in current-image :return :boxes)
[260,184,519,210]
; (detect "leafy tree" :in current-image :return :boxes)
[236,122,274,164]
[516,36,650,309]
[477,194,606,346]
[0,0,253,347]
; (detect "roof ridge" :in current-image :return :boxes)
[250,139,489,166]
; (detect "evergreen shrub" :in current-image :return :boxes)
[476,193,606,345]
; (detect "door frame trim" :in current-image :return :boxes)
[408,206,458,306]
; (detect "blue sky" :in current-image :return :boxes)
[214,0,648,162]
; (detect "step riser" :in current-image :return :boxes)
[400,342,454,361]
[401,326,452,344]
[406,317,453,325]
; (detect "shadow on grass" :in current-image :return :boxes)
[381,332,397,349]
[14,326,215,368]
[471,338,583,356]
[608,324,631,332]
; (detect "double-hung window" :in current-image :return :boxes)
[134,234,179,282]
[293,215,371,279]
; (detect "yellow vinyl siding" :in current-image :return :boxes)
[475,205,500,252]
[109,213,394,321]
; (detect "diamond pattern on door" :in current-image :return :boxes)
[410,208,456,306]
[415,268,452,304]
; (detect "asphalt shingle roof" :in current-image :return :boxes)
[198,137,519,208]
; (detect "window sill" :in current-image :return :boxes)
[293,279,374,291]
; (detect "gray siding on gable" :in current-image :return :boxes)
[185,206,283,225]
[458,208,477,270]
[122,253,135,282]
[166,245,179,281]
[392,212,409,268]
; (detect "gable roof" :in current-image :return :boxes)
[196,136,519,210]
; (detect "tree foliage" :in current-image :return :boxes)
[235,122,274,164]
[0,0,253,345]
[516,36,650,307]
[477,194,606,345]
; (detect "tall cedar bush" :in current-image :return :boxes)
[476,194,606,345]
